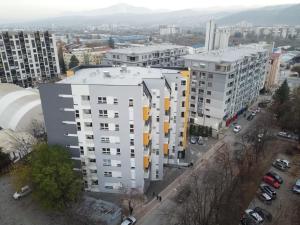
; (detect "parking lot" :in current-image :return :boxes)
[244,150,300,224]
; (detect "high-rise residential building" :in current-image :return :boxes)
[265,53,281,91]
[205,20,230,52]
[103,44,188,67]
[39,66,189,193]
[0,31,60,87]
[184,44,270,131]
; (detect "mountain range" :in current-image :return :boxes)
[2,3,300,27]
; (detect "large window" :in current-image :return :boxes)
[102,148,110,155]
[100,123,109,131]
[99,110,108,117]
[104,172,112,177]
[98,97,107,104]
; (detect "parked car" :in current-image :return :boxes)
[257,192,272,205]
[263,175,280,189]
[233,125,242,133]
[121,216,136,225]
[240,217,256,225]
[266,171,283,184]
[197,136,204,145]
[292,179,300,194]
[259,184,276,199]
[276,159,290,168]
[277,131,292,139]
[247,114,254,121]
[251,111,256,116]
[272,161,287,171]
[253,207,272,222]
[245,209,264,224]
[13,185,31,200]
[255,107,261,113]
[190,136,198,144]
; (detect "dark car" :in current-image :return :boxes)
[272,161,287,171]
[253,207,272,222]
[247,114,254,121]
[240,217,256,225]
[259,184,276,199]
[266,171,283,184]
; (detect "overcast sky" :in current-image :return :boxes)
[1,0,300,22]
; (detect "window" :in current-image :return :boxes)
[104,172,112,177]
[101,137,110,143]
[115,124,119,131]
[83,109,91,114]
[85,122,92,127]
[103,159,111,166]
[114,112,119,118]
[181,102,185,107]
[100,123,109,130]
[181,112,185,117]
[102,148,110,155]
[86,135,94,139]
[87,147,95,151]
[206,115,211,118]
[206,99,211,104]
[80,146,84,155]
[207,91,211,95]
[191,88,196,92]
[208,73,213,78]
[91,180,98,185]
[89,158,96,163]
[81,95,90,101]
[131,149,135,157]
[207,82,212,87]
[129,99,134,107]
[113,98,118,104]
[117,148,121,155]
[130,124,134,133]
[77,122,81,131]
[99,110,108,117]
[98,97,107,104]
[130,139,134,146]
[181,80,186,85]
[156,116,159,122]
[190,104,195,108]
[75,110,79,118]
[182,90,186,96]
[90,169,97,174]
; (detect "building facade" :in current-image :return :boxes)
[265,53,281,91]
[159,25,181,36]
[184,44,269,131]
[0,31,60,87]
[39,66,189,193]
[103,44,188,67]
[205,20,230,52]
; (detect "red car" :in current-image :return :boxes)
[263,175,280,189]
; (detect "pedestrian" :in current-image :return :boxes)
[159,196,162,202]
[156,195,159,200]
[152,192,155,197]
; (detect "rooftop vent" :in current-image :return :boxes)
[103,71,111,78]
[120,65,127,73]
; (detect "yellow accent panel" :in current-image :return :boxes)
[164,97,170,111]
[164,122,170,134]
[163,143,169,155]
[143,133,150,146]
[180,70,190,149]
[66,70,75,77]
[144,155,150,169]
[143,106,150,121]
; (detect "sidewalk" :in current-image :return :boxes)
[134,139,226,224]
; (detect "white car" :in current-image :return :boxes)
[233,125,241,133]
[121,216,136,225]
[245,209,264,224]
[293,179,300,194]
[13,185,32,200]
[276,159,290,168]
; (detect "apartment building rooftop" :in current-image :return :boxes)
[108,44,186,54]
[184,44,268,63]
[59,66,179,86]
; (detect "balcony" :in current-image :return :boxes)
[163,143,169,155]
[144,155,150,169]
[143,133,150,146]
[143,106,150,121]
[164,122,170,134]
[164,97,170,111]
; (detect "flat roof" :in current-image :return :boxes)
[184,44,268,63]
[59,66,179,85]
[107,44,186,55]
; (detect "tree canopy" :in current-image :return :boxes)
[273,79,290,104]
[68,55,79,69]
[108,37,115,49]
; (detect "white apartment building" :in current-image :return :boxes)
[39,66,189,193]
[0,31,60,87]
[159,25,181,36]
[184,44,270,131]
[103,44,188,67]
[205,20,230,52]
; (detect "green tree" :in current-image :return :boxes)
[0,148,11,173]
[30,144,82,210]
[57,44,66,74]
[108,37,115,49]
[68,55,79,69]
[273,79,290,104]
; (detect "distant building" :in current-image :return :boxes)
[0,84,43,132]
[0,31,60,87]
[265,53,281,91]
[64,47,109,69]
[39,66,190,193]
[159,25,181,36]
[103,44,188,67]
[184,44,270,131]
[205,20,230,52]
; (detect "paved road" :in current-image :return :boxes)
[136,102,265,225]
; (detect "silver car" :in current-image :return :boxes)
[13,185,32,200]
